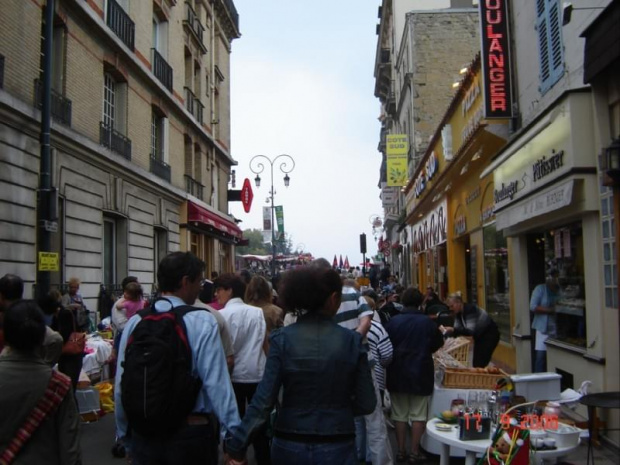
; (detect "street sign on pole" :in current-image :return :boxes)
[241,178,253,213]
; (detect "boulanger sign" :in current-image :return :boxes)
[479,0,513,119]
[413,200,448,254]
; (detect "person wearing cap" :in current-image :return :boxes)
[530,269,560,372]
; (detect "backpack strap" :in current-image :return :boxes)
[0,371,71,465]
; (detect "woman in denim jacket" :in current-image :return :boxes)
[224,266,376,465]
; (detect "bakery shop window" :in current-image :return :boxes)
[527,222,586,348]
[483,224,510,342]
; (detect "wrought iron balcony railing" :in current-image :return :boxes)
[152,49,173,92]
[184,86,195,115]
[184,175,204,200]
[184,2,206,51]
[195,99,204,124]
[184,87,204,124]
[106,0,135,50]
[34,79,72,126]
[100,122,132,160]
[150,153,171,182]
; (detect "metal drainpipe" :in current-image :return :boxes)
[36,0,56,300]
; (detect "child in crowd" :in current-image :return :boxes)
[115,281,147,321]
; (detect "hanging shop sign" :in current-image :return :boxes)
[382,186,398,207]
[479,0,513,119]
[386,134,409,187]
[413,200,448,254]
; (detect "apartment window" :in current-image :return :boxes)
[151,110,164,160]
[52,23,67,93]
[103,217,118,285]
[103,73,116,129]
[536,0,565,94]
[151,107,170,181]
[154,227,168,272]
[152,12,168,58]
[103,215,128,285]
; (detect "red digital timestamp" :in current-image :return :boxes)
[499,414,559,430]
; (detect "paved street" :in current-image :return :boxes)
[80,411,618,465]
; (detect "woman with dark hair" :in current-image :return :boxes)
[224,266,376,465]
[0,300,81,464]
[39,291,84,392]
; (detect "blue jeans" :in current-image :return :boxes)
[355,416,369,461]
[130,424,217,465]
[534,350,547,373]
[271,437,356,465]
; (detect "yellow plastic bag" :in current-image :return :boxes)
[95,382,115,413]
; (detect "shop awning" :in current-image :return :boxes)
[187,201,243,240]
[496,180,574,231]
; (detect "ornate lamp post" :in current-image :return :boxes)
[250,154,295,281]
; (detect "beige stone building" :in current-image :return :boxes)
[374,0,480,286]
[0,0,241,311]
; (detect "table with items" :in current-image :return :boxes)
[426,418,580,465]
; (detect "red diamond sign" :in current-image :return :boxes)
[241,178,254,213]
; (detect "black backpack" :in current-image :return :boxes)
[120,299,203,437]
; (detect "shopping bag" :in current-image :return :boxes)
[95,382,115,413]
[62,332,86,355]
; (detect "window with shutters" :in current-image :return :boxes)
[536,0,565,94]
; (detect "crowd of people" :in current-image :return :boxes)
[0,255,502,465]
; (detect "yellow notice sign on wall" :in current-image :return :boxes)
[386,134,409,186]
[387,156,408,186]
[386,134,409,155]
[38,252,59,271]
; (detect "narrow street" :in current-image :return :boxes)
[80,410,617,465]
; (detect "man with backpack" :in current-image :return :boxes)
[114,252,240,465]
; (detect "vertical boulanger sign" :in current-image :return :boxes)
[386,134,409,187]
[479,0,513,119]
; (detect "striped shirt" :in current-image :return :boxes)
[367,317,393,391]
[334,286,373,332]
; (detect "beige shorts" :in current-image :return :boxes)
[390,392,430,423]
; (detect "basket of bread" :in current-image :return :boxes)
[442,366,507,389]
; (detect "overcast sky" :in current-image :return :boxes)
[229,0,385,266]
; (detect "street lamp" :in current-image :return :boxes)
[369,214,384,241]
[250,154,295,282]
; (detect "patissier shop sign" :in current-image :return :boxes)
[479,0,513,119]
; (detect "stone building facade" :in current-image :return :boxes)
[0,0,241,310]
[374,0,480,286]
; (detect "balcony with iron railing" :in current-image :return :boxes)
[34,79,72,126]
[184,175,204,200]
[0,54,4,89]
[183,2,207,53]
[150,154,171,182]
[106,0,135,50]
[152,49,173,92]
[184,87,204,124]
[100,121,132,160]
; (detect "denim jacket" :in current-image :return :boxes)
[225,312,376,455]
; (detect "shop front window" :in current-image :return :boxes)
[484,225,510,342]
[527,222,586,348]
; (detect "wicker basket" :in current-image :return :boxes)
[442,368,508,389]
[445,338,471,366]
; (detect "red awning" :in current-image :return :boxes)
[187,201,243,240]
